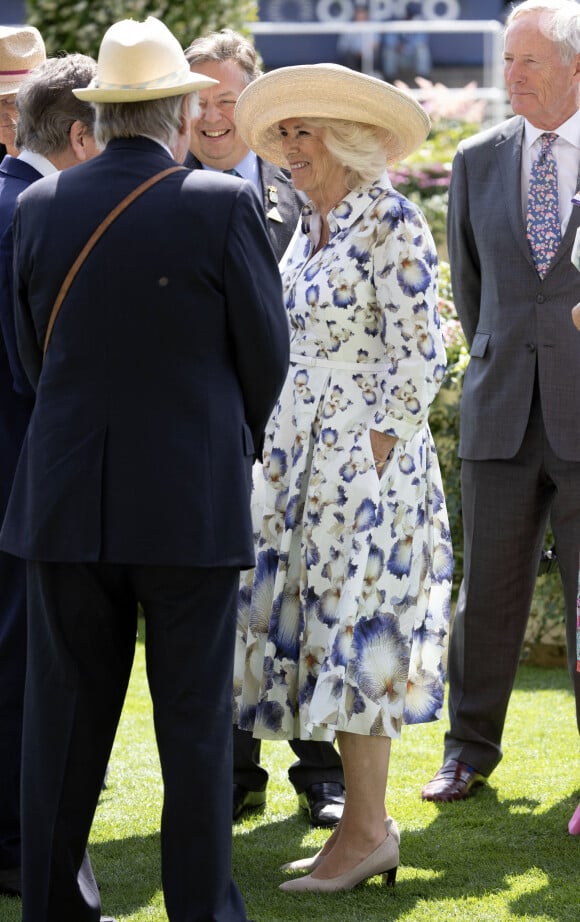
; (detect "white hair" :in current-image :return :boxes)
[506,0,580,63]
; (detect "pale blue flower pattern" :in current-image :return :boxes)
[234,173,452,741]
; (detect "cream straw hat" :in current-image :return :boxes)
[73,17,217,103]
[235,63,430,167]
[0,25,46,97]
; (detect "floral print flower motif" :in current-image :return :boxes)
[354,497,377,532]
[388,534,414,578]
[390,379,421,415]
[269,583,301,661]
[237,584,252,639]
[268,447,287,485]
[403,668,444,724]
[321,427,339,448]
[254,699,285,735]
[339,446,363,483]
[329,272,357,308]
[248,549,279,635]
[306,284,319,308]
[304,262,322,281]
[334,200,353,219]
[353,373,378,405]
[363,544,385,588]
[322,384,352,419]
[293,368,315,404]
[398,453,416,475]
[352,614,410,706]
[347,241,372,262]
[319,586,341,626]
[432,540,454,583]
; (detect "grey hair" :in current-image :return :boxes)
[184,29,261,85]
[506,0,580,63]
[266,117,390,190]
[94,93,199,148]
[15,53,97,154]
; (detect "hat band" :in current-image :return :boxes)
[0,69,30,80]
[93,63,191,93]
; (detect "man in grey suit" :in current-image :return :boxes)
[423,0,580,802]
[184,29,346,828]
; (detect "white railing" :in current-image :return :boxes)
[247,19,507,123]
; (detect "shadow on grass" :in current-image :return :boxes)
[405,786,579,917]
[90,831,162,917]
[231,784,580,922]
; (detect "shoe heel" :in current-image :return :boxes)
[382,865,397,887]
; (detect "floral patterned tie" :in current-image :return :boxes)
[526,132,560,278]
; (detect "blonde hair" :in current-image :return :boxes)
[265,117,390,190]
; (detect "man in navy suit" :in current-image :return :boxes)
[0,17,289,922]
[184,29,346,829]
[0,38,98,899]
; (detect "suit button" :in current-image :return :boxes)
[526,342,536,352]
[536,294,545,303]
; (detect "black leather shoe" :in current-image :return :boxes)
[233,783,266,821]
[0,866,21,897]
[298,782,345,827]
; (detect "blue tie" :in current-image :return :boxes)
[224,168,241,177]
[526,132,560,278]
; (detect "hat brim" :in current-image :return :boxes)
[235,64,430,167]
[73,71,217,103]
[0,80,26,96]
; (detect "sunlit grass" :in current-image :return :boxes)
[2,622,578,922]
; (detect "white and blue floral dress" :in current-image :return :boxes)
[234,173,453,742]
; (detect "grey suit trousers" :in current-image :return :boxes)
[445,385,580,775]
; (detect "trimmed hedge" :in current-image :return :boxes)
[25,0,258,58]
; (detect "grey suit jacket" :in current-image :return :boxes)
[448,114,580,461]
[184,153,303,262]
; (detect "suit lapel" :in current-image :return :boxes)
[495,117,534,268]
[259,160,292,223]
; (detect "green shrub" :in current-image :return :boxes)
[25,0,258,58]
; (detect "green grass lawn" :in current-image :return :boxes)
[2,625,578,922]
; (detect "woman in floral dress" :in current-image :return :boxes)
[233,64,453,890]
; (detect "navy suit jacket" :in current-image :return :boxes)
[0,137,289,566]
[184,152,303,262]
[0,154,39,512]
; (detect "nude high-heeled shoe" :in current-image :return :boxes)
[280,816,400,872]
[279,834,399,892]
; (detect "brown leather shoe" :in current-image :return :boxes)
[421,759,486,802]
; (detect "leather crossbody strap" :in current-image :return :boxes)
[43,165,187,356]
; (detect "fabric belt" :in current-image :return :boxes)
[289,352,391,373]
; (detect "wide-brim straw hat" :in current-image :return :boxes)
[0,25,46,97]
[235,63,430,167]
[73,17,217,103]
